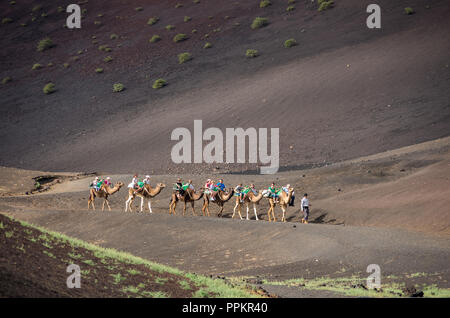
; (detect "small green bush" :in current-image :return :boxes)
[43,83,55,94]
[148,17,159,25]
[2,18,13,24]
[288,0,295,4]
[94,21,102,25]
[149,35,161,43]
[184,16,191,22]
[47,62,53,67]
[175,3,183,8]
[32,4,42,12]
[165,24,175,30]
[37,38,54,52]
[113,83,125,92]
[193,0,200,3]
[404,7,415,15]
[2,77,12,84]
[110,34,118,40]
[98,45,110,51]
[251,17,268,29]
[192,29,197,33]
[246,49,259,58]
[318,0,334,11]
[284,38,297,48]
[173,33,187,42]
[203,42,212,49]
[32,63,42,70]
[135,7,143,11]
[152,79,167,89]
[103,56,113,62]
[286,5,295,11]
[178,52,192,64]
[95,68,104,73]
[63,63,70,68]
[260,1,271,8]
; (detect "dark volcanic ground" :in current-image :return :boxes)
[1,0,449,174]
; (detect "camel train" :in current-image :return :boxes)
[88,176,299,222]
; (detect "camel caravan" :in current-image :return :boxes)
[88,175,309,223]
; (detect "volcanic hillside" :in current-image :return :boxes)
[1,0,449,173]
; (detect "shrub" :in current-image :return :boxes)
[246,49,259,58]
[94,21,102,25]
[148,17,159,25]
[63,63,70,68]
[173,33,187,42]
[318,0,334,11]
[152,79,167,89]
[32,4,42,12]
[184,16,191,22]
[175,3,183,8]
[260,1,271,8]
[43,83,55,94]
[251,17,268,29]
[103,56,113,62]
[32,63,42,70]
[98,45,109,51]
[37,38,54,51]
[203,42,212,49]
[286,5,295,11]
[110,34,118,40]
[47,62,53,67]
[2,77,12,84]
[135,7,143,11]
[288,0,295,3]
[178,52,192,64]
[95,68,103,73]
[113,83,125,92]
[193,0,200,3]
[2,18,13,24]
[149,35,161,43]
[284,38,297,48]
[165,24,175,30]
[41,12,48,17]
[57,6,64,13]
[404,7,415,15]
[192,29,197,33]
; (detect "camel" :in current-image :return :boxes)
[232,190,264,220]
[88,182,124,211]
[168,188,204,216]
[124,183,165,213]
[266,188,294,222]
[202,189,234,217]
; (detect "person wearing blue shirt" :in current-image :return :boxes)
[216,179,226,191]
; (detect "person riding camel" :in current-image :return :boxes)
[173,178,185,199]
[90,177,100,190]
[209,180,219,201]
[128,175,138,189]
[234,183,244,202]
[143,175,151,186]
[283,184,295,206]
[268,182,279,203]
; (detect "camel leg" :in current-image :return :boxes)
[148,199,152,213]
[172,201,177,215]
[267,206,272,222]
[102,199,105,211]
[129,197,135,212]
[232,202,238,219]
[218,205,224,218]
[125,196,133,212]
[183,202,187,216]
[246,205,250,220]
[253,204,259,220]
[191,201,196,216]
[281,206,286,222]
[140,197,144,212]
[91,199,96,211]
[106,199,111,211]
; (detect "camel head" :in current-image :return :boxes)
[156,183,166,189]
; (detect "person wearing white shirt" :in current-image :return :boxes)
[301,193,310,224]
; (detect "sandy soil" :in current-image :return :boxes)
[1,137,449,297]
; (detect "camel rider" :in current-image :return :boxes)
[250,184,258,195]
[283,184,295,206]
[128,175,138,189]
[104,177,112,187]
[204,179,212,193]
[216,179,226,191]
[90,177,99,189]
[268,183,279,203]
[234,184,244,202]
[182,180,194,191]
[209,180,219,201]
[173,178,185,199]
[143,175,151,186]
